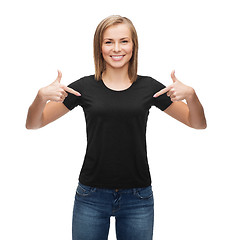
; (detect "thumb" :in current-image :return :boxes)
[171,70,177,83]
[55,70,62,83]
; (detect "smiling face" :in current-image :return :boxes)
[101,23,133,71]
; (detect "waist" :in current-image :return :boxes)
[78,181,152,194]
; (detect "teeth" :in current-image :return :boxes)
[111,55,123,59]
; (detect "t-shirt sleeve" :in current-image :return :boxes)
[151,77,173,111]
[63,78,85,110]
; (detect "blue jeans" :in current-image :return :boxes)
[72,182,154,240]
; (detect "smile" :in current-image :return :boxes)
[110,55,125,61]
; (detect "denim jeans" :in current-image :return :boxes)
[72,182,154,240]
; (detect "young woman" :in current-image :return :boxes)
[26,15,206,240]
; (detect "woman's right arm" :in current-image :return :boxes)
[25,70,81,129]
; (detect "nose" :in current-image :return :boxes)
[113,42,121,52]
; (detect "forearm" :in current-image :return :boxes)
[186,89,207,129]
[25,90,47,129]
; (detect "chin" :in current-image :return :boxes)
[106,57,131,69]
[108,63,128,70]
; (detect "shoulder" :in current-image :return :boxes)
[67,74,95,89]
[137,74,153,81]
[70,74,95,84]
[136,75,153,87]
[137,75,166,90]
[137,74,163,84]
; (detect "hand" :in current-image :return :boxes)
[38,70,81,103]
[153,70,194,102]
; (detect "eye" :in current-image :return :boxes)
[105,41,112,44]
[121,40,128,44]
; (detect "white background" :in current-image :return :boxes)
[1,0,239,239]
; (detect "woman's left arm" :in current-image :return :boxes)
[153,70,207,129]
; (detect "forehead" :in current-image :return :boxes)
[103,23,131,39]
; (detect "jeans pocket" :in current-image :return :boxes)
[135,186,153,200]
[76,183,94,197]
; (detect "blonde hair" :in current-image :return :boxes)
[93,15,138,83]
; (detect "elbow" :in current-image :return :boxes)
[202,121,207,129]
[25,124,35,130]
[196,123,207,130]
[25,123,35,130]
[199,118,207,129]
[25,120,32,130]
[25,121,42,130]
[191,121,207,130]
[25,114,44,130]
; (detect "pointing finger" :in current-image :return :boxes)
[153,85,172,98]
[62,85,81,96]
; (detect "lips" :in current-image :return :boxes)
[110,55,125,61]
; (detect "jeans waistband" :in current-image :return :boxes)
[78,182,152,194]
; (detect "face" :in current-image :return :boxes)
[102,23,133,71]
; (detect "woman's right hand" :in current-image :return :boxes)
[38,70,81,103]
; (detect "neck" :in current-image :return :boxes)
[102,64,130,83]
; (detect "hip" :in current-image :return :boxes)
[73,182,154,217]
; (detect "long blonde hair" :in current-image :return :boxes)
[93,15,138,83]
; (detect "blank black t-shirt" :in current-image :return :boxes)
[63,75,172,189]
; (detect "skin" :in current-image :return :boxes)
[25,70,78,129]
[155,70,207,129]
[25,23,206,130]
[101,23,133,90]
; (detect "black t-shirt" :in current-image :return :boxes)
[63,75,172,189]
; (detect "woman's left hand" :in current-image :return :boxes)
[153,70,194,102]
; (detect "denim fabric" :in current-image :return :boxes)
[72,182,154,240]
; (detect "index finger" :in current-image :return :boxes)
[153,85,172,98]
[63,86,81,96]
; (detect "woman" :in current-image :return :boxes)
[26,15,206,240]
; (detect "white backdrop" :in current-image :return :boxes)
[1,0,239,239]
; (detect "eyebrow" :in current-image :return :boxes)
[103,37,130,41]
